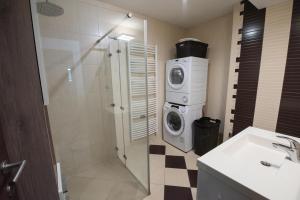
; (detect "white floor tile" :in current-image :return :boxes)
[67,176,115,200]
[186,150,199,158]
[165,168,190,187]
[150,154,165,185]
[149,134,164,145]
[67,159,147,200]
[191,188,197,200]
[165,142,186,156]
[185,155,199,170]
[106,180,147,200]
[143,184,164,200]
[76,160,135,181]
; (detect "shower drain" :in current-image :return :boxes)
[260,161,271,167]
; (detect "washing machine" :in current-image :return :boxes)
[163,102,202,152]
[166,57,208,105]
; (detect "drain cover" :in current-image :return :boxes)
[260,161,271,167]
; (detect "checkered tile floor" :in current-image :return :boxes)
[144,135,200,200]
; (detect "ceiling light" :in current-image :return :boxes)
[117,34,135,41]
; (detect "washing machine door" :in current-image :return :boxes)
[164,107,185,136]
[168,64,186,90]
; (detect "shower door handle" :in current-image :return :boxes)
[1,160,26,196]
[1,160,26,182]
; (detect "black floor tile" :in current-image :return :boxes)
[164,185,193,200]
[187,170,198,188]
[149,145,166,155]
[165,155,187,169]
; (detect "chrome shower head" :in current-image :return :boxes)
[37,0,64,17]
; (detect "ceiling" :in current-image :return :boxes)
[249,0,288,9]
[99,0,240,28]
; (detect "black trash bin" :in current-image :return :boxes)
[193,117,221,156]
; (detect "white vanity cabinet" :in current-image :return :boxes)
[197,162,266,200]
[196,127,300,200]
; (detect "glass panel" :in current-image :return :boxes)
[170,67,184,84]
[167,111,182,131]
[111,17,149,191]
[30,0,149,198]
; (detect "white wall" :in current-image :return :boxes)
[185,14,233,133]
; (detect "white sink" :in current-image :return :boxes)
[223,133,288,169]
[198,127,300,200]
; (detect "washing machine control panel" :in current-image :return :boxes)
[179,106,186,113]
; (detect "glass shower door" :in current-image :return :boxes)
[109,18,149,191]
[31,0,150,197]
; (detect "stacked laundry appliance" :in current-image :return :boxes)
[163,38,208,152]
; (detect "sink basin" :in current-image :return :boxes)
[223,133,287,170]
[198,127,300,200]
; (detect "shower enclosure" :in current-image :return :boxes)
[30,0,150,199]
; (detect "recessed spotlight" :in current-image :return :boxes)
[117,34,135,41]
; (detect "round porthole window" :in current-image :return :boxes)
[169,67,184,85]
[164,109,184,136]
[167,111,182,131]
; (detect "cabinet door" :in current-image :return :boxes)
[197,170,250,200]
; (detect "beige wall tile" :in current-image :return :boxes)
[253,0,293,131]
[224,4,243,139]
[78,1,99,36]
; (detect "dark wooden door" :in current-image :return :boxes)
[0,133,10,200]
[0,0,59,200]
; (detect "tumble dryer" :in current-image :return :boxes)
[163,102,202,152]
[166,56,208,105]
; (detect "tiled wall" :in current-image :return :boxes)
[224,4,244,140]
[34,0,186,176]
[253,1,293,130]
[232,1,266,135]
[276,0,300,137]
[224,0,295,139]
[36,0,142,175]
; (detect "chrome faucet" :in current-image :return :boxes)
[272,135,300,163]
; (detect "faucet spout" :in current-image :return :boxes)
[273,135,300,163]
